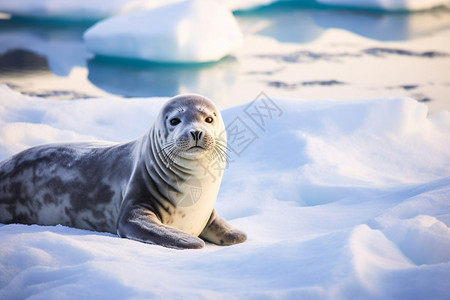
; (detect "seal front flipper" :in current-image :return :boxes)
[200,209,247,246]
[117,206,205,249]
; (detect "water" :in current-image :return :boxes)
[1,4,450,112]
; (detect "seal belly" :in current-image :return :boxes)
[162,180,219,236]
[167,201,214,236]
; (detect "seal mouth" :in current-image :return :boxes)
[187,146,206,152]
[160,137,228,167]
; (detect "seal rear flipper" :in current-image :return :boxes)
[200,209,247,246]
[117,206,205,249]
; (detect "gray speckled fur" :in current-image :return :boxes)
[0,142,134,233]
[0,94,247,249]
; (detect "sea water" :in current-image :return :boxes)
[0,4,449,112]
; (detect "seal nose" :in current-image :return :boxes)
[190,130,203,142]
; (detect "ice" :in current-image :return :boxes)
[0,0,184,22]
[1,0,448,22]
[217,0,279,11]
[83,0,243,63]
[0,0,280,21]
[316,0,450,11]
[0,85,449,298]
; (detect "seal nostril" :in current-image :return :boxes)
[190,130,203,142]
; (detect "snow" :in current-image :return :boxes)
[316,0,450,11]
[83,0,243,63]
[0,85,449,298]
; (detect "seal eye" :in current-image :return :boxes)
[205,117,214,123]
[170,118,181,126]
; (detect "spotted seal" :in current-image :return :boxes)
[0,94,247,249]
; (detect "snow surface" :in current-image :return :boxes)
[316,0,450,11]
[0,85,449,298]
[84,0,243,63]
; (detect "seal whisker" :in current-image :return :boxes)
[214,138,228,148]
[213,145,229,163]
[159,142,180,167]
[215,141,228,151]
[171,148,182,165]
[214,142,231,161]
[159,141,176,152]
[165,147,180,167]
[214,148,225,163]
[210,148,220,162]
[169,149,179,164]
[215,141,230,155]
[159,147,172,165]
[161,141,176,148]
[209,147,220,163]
[215,138,227,145]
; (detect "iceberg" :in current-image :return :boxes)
[0,0,183,22]
[316,0,450,11]
[0,85,449,298]
[83,0,243,63]
[0,0,279,22]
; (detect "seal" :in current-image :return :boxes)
[0,94,247,249]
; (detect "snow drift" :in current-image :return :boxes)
[0,85,449,299]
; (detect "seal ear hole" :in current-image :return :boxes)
[170,118,181,126]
